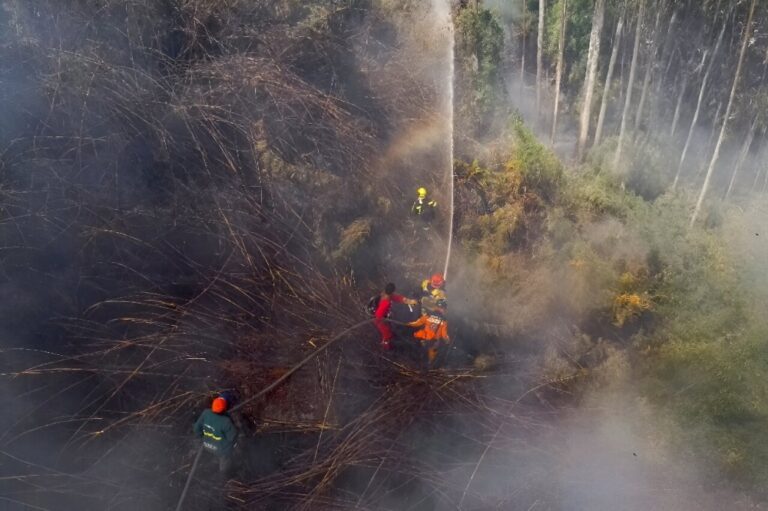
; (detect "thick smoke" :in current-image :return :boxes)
[1,1,767,510]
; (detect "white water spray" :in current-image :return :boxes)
[442,2,455,279]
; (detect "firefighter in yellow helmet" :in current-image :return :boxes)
[411,187,437,224]
[421,273,446,301]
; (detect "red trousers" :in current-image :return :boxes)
[375,318,393,349]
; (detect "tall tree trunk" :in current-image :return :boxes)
[754,167,764,191]
[594,14,624,147]
[753,138,767,189]
[669,75,687,137]
[551,0,568,144]
[672,19,726,189]
[754,166,763,190]
[711,0,724,33]
[536,0,546,122]
[614,0,645,168]
[634,6,663,130]
[577,0,606,159]
[694,101,724,184]
[763,156,768,193]
[691,0,755,227]
[724,115,758,200]
[634,61,652,129]
[651,9,677,126]
[520,0,527,94]
[706,102,724,152]
[749,54,768,189]
[618,44,626,107]
[661,43,679,92]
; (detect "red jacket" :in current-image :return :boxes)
[375,293,406,320]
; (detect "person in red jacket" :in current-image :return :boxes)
[374,283,417,350]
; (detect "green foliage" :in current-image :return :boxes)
[543,0,629,106]
[545,0,563,59]
[612,191,768,486]
[558,163,768,487]
[455,6,505,136]
[622,145,673,201]
[562,166,641,219]
[475,203,525,255]
[456,119,562,255]
[545,0,593,90]
[507,119,563,201]
[459,113,768,490]
[645,329,768,485]
[587,134,674,201]
[456,158,525,256]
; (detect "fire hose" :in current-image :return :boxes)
[172,313,512,510]
[174,317,388,511]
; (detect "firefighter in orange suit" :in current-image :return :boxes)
[407,297,449,366]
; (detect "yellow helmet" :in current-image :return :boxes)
[431,289,446,301]
[417,187,427,198]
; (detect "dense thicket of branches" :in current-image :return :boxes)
[0,1,451,509]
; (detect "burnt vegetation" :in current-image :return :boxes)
[2,1,768,510]
[0,1,432,509]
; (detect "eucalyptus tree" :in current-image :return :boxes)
[537,0,546,120]
[551,0,568,144]
[691,0,756,226]
[577,0,605,159]
[519,0,533,92]
[594,9,623,147]
[633,1,664,130]
[725,114,759,200]
[672,18,727,190]
[614,0,644,167]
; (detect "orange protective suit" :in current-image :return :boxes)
[408,313,449,363]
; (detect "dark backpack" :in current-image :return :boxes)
[366,294,381,316]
